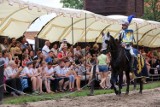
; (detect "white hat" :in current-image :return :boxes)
[121,19,129,25]
[62,38,67,42]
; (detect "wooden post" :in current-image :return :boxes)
[0,59,4,104]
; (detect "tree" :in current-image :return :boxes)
[60,0,83,9]
[143,0,160,21]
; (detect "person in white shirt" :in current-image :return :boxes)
[59,39,68,52]
[2,50,11,67]
[42,40,51,57]
[20,61,38,94]
[4,61,23,96]
[54,60,68,92]
[38,61,53,93]
[51,43,58,57]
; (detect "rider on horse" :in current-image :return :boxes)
[117,18,136,72]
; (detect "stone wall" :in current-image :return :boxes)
[84,0,144,17]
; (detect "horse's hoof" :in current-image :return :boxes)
[87,94,94,96]
[115,91,119,95]
[139,91,142,94]
[125,92,129,95]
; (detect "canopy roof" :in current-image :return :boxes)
[0,0,160,47]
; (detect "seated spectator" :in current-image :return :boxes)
[67,51,74,62]
[9,38,16,50]
[59,39,68,52]
[57,45,69,60]
[22,54,30,67]
[90,44,99,57]
[2,50,12,67]
[33,51,45,67]
[66,63,77,91]
[54,60,68,92]
[29,61,43,94]
[21,36,32,51]
[20,61,38,94]
[81,44,90,57]
[4,61,23,96]
[0,38,9,51]
[42,40,50,57]
[22,48,29,55]
[29,50,35,61]
[51,43,58,57]
[45,51,54,63]
[12,41,22,60]
[74,45,82,64]
[38,61,53,93]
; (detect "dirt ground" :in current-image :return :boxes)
[1,88,160,107]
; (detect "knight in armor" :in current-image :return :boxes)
[118,17,136,71]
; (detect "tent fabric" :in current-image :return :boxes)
[0,0,160,47]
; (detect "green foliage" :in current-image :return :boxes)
[143,0,160,21]
[60,0,83,9]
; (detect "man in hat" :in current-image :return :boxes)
[118,19,136,71]
[59,39,68,52]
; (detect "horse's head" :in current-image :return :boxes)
[105,32,115,49]
[105,32,119,52]
[105,32,112,44]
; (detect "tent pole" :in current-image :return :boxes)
[85,13,87,85]
[136,23,139,49]
[72,17,74,45]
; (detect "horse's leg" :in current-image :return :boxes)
[139,78,143,94]
[118,72,123,95]
[110,72,118,95]
[133,78,137,90]
[126,71,130,95]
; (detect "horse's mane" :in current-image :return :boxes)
[107,33,128,67]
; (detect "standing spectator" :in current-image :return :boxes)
[97,51,110,89]
[42,40,51,57]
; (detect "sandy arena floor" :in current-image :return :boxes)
[1,88,160,107]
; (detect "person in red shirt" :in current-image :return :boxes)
[57,45,69,60]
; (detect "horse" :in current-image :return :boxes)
[104,32,144,95]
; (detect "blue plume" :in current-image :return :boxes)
[128,15,135,23]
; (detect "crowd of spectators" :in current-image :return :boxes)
[0,36,160,97]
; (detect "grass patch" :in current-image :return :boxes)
[4,81,160,104]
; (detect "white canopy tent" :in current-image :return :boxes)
[0,0,160,47]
